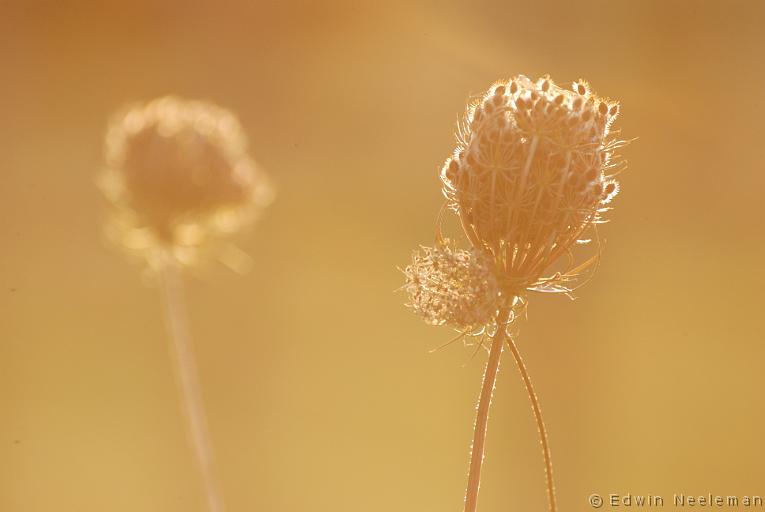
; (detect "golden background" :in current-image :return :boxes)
[2,1,764,510]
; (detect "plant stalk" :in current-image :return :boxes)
[464,307,511,512]
[160,260,225,512]
[506,335,557,512]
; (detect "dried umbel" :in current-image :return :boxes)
[404,240,499,331]
[98,97,274,512]
[404,75,628,512]
[439,75,624,296]
[101,96,272,268]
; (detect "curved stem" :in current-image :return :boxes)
[160,261,225,512]
[506,335,557,512]
[464,308,511,512]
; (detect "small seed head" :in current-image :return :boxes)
[404,241,499,331]
[601,180,620,204]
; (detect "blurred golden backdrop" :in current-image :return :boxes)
[2,1,765,511]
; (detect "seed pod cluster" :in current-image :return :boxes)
[439,75,624,294]
[403,240,499,331]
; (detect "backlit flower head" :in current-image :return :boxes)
[100,96,273,269]
[405,75,624,330]
[439,74,625,297]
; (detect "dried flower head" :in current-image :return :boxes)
[100,96,273,268]
[404,240,499,331]
[439,75,625,297]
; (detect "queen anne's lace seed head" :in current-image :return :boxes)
[100,96,273,268]
[404,240,499,331]
[439,75,625,296]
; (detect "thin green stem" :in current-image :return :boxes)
[506,335,557,512]
[160,260,225,512]
[464,307,511,512]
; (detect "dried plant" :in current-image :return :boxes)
[404,75,627,512]
[101,96,273,272]
[100,96,272,512]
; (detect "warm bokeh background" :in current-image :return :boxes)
[2,1,765,511]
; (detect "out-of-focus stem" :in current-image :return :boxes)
[160,259,225,512]
[506,335,557,512]
[464,307,511,512]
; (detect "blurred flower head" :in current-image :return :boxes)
[100,96,273,270]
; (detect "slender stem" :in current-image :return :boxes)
[506,335,557,512]
[160,260,225,512]
[464,308,511,512]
